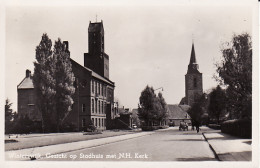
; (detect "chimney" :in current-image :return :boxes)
[63,41,69,51]
[26,69,31,78]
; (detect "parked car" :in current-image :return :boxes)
[179,121,188,131]
[132,124,137,129]
[169,121,175,127]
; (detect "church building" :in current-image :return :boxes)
[180,42,203,106]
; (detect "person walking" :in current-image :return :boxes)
[195,121,200,133]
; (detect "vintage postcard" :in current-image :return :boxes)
[1,0,258,168]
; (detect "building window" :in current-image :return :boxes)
[91,80,94,93]
[99,118,100,127]
[98,101,101,113]
[101,102,103,113]
[95,118,97,127]
[82,104,86,113]
[28,93,34,104]
[95,100,97,113]
[104,86,106,97]
[103,102,106,114]
[98,82,100,95]
[101,84,103,96]
[82,118,86,127]
[92,118,94,125]
[92,99,94,113]
[193,78,197,88]
[95,81,97,94]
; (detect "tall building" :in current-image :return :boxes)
[84,20,109,79]
[17,20,115,132]
[184,42,203,106]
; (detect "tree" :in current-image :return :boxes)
[33,34,75,132]
[138,85,168,126]
[53,39,75,131]
[215,33,252,119]
[5,98,17,134]
[33,33,56,132]
[157,92,168,124]
[188,93,208,125]
[208,85,227,124]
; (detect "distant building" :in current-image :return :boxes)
[17,20,116,132]
[183,42,203,106]
[17,70,41,122]
[167,104,191,126]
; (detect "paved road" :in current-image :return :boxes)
[39,127,217,161]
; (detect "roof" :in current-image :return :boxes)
[189,43,197,64]
[70,58,114,86]
[179,104,191,112]
[187,42,201,74]
[17,77,34,89]
[88,22,104,33]
[167,104,190,119]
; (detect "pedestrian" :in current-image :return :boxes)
[195,122,200,133]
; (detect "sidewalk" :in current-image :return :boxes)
[5,130,140,151]
[201,126,252,161]
[5,131,154,161]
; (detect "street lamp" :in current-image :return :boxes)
[154,87,163,92]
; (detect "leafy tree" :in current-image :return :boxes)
[215,33,252,119]
[33,33,56,132]
[53,39,75,131]
[188,93,208,125]
[208,85,227,124]
[5,98,17,134]
[157,92,168,124]
[33,34,75,132]
[138,85,168,126]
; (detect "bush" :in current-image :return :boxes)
[159,125,169,129]
[141,126,160,131]
[221,119,251,138]
[208,124,221,130]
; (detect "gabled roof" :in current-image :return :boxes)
[17,77,34,89]
[167,104,190,119]
[70,58,114,86]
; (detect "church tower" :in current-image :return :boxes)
[84,20,110,79]
[185,42,203,106]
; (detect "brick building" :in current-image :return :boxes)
[183,42,203,106]
[17,70,41,122]
[17,20,116,132]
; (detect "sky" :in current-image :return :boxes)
[4,1,254,112]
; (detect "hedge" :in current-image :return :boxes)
[141,126,160,131]
[159,125,169,129]
[221,119,251,138]
[208,124,221,130]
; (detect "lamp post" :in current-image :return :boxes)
[154,87,163,92]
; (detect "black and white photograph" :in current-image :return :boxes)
[1,0,259,168]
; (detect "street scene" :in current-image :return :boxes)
[5,127,251,161]
[3,1,257,168]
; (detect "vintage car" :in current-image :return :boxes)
[179,121,188,131]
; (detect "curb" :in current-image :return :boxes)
[202,132,220,161]
[38,132,154,161]
[5,132,154,161]
[5,131,137,151]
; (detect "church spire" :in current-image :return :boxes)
[189,42,197,64]
[187,42,199,73]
